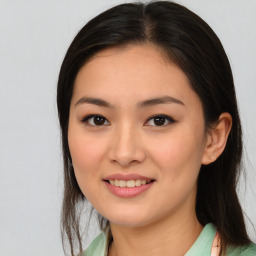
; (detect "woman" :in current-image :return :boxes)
[57,1,256,255]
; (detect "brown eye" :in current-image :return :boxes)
[82,115,110,126]
[153,116,165,126]
[145,115,175,127]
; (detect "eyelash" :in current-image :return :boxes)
[81,114,175,127]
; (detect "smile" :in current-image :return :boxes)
[108,179,150,187]
[103,174,155,198]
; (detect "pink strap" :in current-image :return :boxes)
[210,232,221,256]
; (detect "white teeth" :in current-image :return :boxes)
[109,179,150,187]
[135,180,141,186]
[119,180,126,187]
[127,180,135,187]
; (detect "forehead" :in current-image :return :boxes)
[87,44,169,65]
[72,44,200,109]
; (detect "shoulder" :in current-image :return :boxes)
[226,242,256,256]
[82,231,107,256]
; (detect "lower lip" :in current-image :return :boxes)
[104,181,154,198]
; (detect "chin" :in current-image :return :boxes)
[110,218,149,227]
[106,211,153,227]
[96,201,158,227]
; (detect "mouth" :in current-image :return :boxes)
[103,173,156,197]
[103,179,155,188]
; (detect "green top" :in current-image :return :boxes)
[83,223,256,256]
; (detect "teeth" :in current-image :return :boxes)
[109,179,150,187]
[127,180,135,187]
[119,180,126,187]
[135,180,141,186]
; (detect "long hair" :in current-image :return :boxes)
[57,1,250,255]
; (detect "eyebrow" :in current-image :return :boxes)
[74,95,184,108]
[137,96,184,108]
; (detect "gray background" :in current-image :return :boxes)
[0,0,255,255]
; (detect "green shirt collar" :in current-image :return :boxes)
[185,223,217,256]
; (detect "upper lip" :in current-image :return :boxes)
[104,173,155,182]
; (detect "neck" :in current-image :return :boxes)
[108,210,203,256]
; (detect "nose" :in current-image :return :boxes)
[109,123,146,167]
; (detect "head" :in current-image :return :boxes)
[57,1,249,255]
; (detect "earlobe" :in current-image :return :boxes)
[201,112,232,165]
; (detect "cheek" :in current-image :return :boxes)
[148,124,205,178]
[67,126,108,196]
[69,137,105,171]
[146,127,205,214]
[68,132,107,205]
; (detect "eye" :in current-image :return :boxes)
[82,115,110,126]
[145,115,175,127]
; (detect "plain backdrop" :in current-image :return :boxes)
[0,0,255,255]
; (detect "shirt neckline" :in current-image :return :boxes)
[104,223,216,256]
[185,223,217,256]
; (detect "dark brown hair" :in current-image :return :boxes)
[57,1,251,255]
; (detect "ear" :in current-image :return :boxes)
[201,112,232,165]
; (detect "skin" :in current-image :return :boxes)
[68,44,232,256]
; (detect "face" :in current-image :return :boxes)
[68,44,208,227]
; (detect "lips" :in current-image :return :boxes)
[103,173,155,198]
